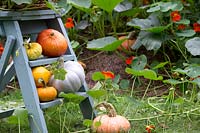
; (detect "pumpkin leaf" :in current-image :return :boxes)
[11,0,32,5]
[87,36,124,51]
[58,92,85,103]
[86,90,107,99]
[185,37,200,56]
[68,0,91,9]
[184,65,200,78]
[53,68,67,80]
[114,0,132,13]
[92,0,123,13]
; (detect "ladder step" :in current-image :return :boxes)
[40,92,88,109]
[29,55,75,67]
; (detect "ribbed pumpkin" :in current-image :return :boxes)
[24,42,42,60]
[36,29,68,57]
[32,66,52,87]
[92,102,131,133]
[49,61,85,93]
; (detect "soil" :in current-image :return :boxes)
[78,47,170,97]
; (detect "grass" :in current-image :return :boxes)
[1,84,200,133]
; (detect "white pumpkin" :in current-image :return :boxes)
[49,61,85,93]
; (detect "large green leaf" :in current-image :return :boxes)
[132,31,168,51]
[114,0,132,12]
[176,30,195,37]
[68,0,91,8]
[143,24,171,33]
[86,89,107,99]
[87,36,124,51]
[11,0,32,5]
[92,0,123,12]
[185,37,200,56]
[147,1,183,13]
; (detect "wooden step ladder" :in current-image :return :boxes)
[0,10,96,133]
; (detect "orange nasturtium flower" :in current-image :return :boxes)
[177,24,186,30]
[101,71,115,79]
[65,18,74,29]
[171,11,181,22]
[146,125,155,133]
[193,22,200,32]
[125,56,135,65]
[0,44,4,56]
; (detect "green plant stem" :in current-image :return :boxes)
[170,40,189,63]
[142,80,152,100]
[18,118,21,133]
[109,12,117,37]
[130,77,137,97]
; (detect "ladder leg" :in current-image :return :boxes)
[0,35,15,91]
[3,21,48,133]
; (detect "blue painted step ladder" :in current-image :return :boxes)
[0,10,96,133]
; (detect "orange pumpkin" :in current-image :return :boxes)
[36,29,68,57]
[32,66,52,87]
[117,36,135,51]
[92,102,131,133]
[37,78,57,102]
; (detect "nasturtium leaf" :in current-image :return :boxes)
[176,30,195,37]
[92,0,123,12]
[59,92,85,103]
[125,68,163,80]
[153,61,169,69]
[184,65,200,78]
[119,79,130,89]
[87,36,124,51]
[86,89,107,99]
[185,37,200,56]
[131,54,147,70]
[11,0,32,5]
[160,1,183,12]
[83,119,93,127]
[92,72,105,81]
[163,79,182,85]
[175,19,190,25]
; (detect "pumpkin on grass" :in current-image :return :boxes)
[117,36,135,51]
[92,102,131,133]
[32,66,51,87]
[24,42,42,60]
[49,60,85,93]
[36,29,68,57]
[37,78,57,102]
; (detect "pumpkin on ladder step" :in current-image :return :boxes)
[49,61,85,93]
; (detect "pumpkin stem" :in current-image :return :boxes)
[50,32,54,36]
[57,57,65,68]
[38,78,47,88]
[95,102,117,117]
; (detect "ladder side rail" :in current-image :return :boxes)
[3,20,48,133]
